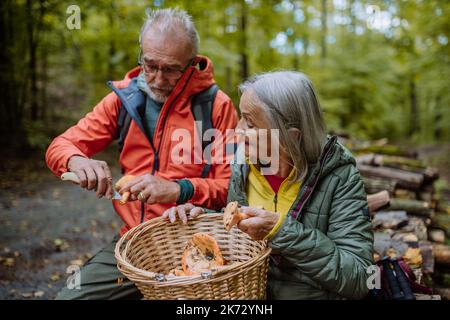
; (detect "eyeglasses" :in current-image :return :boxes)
[138,50,193,80]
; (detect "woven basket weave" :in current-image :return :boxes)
[114,213,271,300]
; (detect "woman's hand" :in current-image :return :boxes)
[237,206,280,240]
[117,174,180,204]
[162,203,205,224]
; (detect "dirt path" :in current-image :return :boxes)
[0,168,122,299]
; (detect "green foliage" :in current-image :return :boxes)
[1,0,449,153]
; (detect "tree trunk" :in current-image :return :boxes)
[388,198,432,217]
[303,1,310,65]
[433,244,450,266]
[353,145,418,158]
[40,44,48,122]
[373,154,426,169]
[320,0,327,61]
[394,188,417,200]
[107,1,116,80]
[409,77,419,137]
[362,176,397,194]
[239,0,248,81]
[225,66,232,97]
[431,214,450,238]
[27,0,39,121]
[358,164,424,190]
[0,1,28,151]
[434,95,442,140]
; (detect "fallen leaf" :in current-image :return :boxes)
[3,257,15,267]
[403,248,423,266]
[50,272,61,282]
[52,189,60,199]
[84,253,93,260]
[54,239,69,251]
[97,210,107,217]
[19,220,29,231]
[387,248,398,259]
[70,259,83,266]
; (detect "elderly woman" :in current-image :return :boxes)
[164,71,374,300]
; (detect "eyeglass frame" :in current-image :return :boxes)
[137,49,194,80]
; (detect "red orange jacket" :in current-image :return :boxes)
[46,55,238,235]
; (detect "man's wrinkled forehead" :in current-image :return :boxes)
[140,28,192,64]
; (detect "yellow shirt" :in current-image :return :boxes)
[246,163,303,239]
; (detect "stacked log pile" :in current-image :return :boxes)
[338,136,450,299]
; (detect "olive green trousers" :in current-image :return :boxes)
[55,236,142,300]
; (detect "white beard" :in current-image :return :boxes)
[148,88,167,103]
[141,84,166,103]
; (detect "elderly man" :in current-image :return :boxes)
[46,8,238,299]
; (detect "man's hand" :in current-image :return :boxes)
[162,203,205,224]
[118,174,181,205]
[237,206,280,240]
[67,155,114,199]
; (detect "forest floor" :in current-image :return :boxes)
[0,146,122,299]
[0,143,449,300]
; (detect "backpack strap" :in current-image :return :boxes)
[108,78,146,155]
[117,106,132,154]
[190,84,219,178]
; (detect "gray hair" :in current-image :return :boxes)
[139,8,199,58]
[239,71,327,182]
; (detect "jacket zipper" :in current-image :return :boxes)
[140,69,196,224]
[291,136,337,220]
[108,80,161,224]
[273,193,278,212]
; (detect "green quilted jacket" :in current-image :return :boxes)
[227,135,374,299]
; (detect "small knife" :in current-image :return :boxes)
[61,172,122,201]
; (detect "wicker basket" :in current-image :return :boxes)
[114,213,271,300]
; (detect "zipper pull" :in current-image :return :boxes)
[274,193,278,212]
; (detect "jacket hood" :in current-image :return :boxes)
[314,135,356,180]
